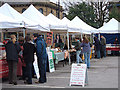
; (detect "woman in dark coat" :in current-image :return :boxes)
[23,35,36,84]
[5,35,21,85]
[94,37,101,59]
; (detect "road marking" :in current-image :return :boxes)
[15,84,65,88]
[47,77,70,79]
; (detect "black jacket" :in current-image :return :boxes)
[94,38,101,51]
[23,41,36,63]
[5,40,21,62]
[75,40,81,51]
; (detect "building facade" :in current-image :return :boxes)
[0,0,64,42]
[0,0,64,19]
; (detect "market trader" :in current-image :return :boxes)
[33,33,47,83]
[54,34,63,48]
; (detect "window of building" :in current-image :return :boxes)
[22,8,26,13]
[38,8,43,14]
[51,10,54,14]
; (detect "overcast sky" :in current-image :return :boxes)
[50,0,85,9]
[50,0,119,9]
[50,0,119,6]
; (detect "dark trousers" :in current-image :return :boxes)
[25,62,32,83]
[7,60,18,83]
[38,58,47,83]
[22,66,27,80]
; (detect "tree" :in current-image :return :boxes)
[64,1,110,28]
[90,1,110,27]
[109,3,120,22]
[66,2,99,28]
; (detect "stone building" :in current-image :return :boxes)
[0,0,63,19]
[0,0,64,42]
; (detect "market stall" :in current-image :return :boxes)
[106,44,120,55]
[97,18,120,55]
[0,3,50,78]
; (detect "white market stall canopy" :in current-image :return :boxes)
[0,3,99,34]
[98,18,120,33]
[0,13,24,29]
[61,17,82,33]
[22,5,50,31]
[0,3,48,32]
[46,13,68,30]
[71,16,97,34]
[22,5,68,31]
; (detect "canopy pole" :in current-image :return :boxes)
[92,33,95,43]
[98,33,100,40]
[23,22,26,38]
[90,33,92,43]
[81,33,83,40]
[67,31,71,65]
[17,32,19,41]
[0,31,3,42]
[23,28,26,38]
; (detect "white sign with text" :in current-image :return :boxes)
[70,63,87,87]
[48,52,55,73]
[33,55,40,79]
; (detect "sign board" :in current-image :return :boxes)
[70,63,87,87]
[33,55,40,79]
[48,52,55,72]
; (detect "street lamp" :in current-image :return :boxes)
[57,0,60,19]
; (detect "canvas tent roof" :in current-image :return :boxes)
[61,17,82,33]
[46,13,68,30]
[71,16,97,34]
[98,18,120,33]
[22,5,50,32]
[0,3,48,31]
[0,13,24,29]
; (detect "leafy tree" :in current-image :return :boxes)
[109,3,120,22]
[64,1,112,28]
[90,1,110,27]
[66,2,99,28]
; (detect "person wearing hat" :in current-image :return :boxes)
[5,34,21,85]
[74,37,83,64]
[33,33,47,83]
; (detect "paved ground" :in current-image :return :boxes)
[0,56,119,89]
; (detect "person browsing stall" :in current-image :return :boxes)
[23,35,36,84]
[81,36,91,68]
[5,35,21,85]
[74,37,83,64]
[33,33,47,83]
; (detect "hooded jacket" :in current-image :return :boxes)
[35,37,47,60]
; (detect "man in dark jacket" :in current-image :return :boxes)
[100,35,106,58]
[74,37,83,64]
[33,33,47,83]
[5,35,21,85]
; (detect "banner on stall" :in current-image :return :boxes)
[70,63,87,87]
[48,52,55,72]
[33,54,40,79]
